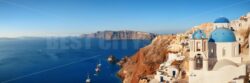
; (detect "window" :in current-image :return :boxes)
[222,48,226,56]
[234,45,239,56]
[239,44,241,54]
[203,41,206,51]
[172,71,176,77]
[196,42,201,51]
[211,49,213,53]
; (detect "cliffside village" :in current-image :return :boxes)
[138,13,250,83]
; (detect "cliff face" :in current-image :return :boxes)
[117,23,215,83]
[232,13,250,60]
[118,35,177,83]
[118,13,250,83]
[80,31,157,40]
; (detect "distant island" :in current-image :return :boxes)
[80,30,157,40]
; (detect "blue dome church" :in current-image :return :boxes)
[214,17,230,23]
[208,28,236,42]
[188,17,245,83]
[206,17,240,64]
[192,29,206,39]
[213,17,230,30]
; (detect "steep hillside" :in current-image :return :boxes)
[118,13,250,83]
[118,35,176,83]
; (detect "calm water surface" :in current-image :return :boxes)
[0,38,151,83]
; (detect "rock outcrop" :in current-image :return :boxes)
[118,13,250,83]
[80,30,157,40]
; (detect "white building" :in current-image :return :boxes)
[151,53,185,83]
[189,17,248,83]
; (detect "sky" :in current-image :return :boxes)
[0,0,249,37]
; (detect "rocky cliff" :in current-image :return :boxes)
[118,13,250,83]
[118,35,177,83]
[80,30,157,40]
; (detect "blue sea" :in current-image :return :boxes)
[0,37,151,83]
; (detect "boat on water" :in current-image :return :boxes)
[95,59,102,73]
[85,75,91,83]
[97,60,101,67]
[95,67,101,73]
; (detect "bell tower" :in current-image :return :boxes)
[189,29,209,83]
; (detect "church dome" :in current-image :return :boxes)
[208,28,236,42]
[214,17,230,23]
[192,29,206,39]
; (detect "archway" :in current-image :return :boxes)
[194,54,203,70]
